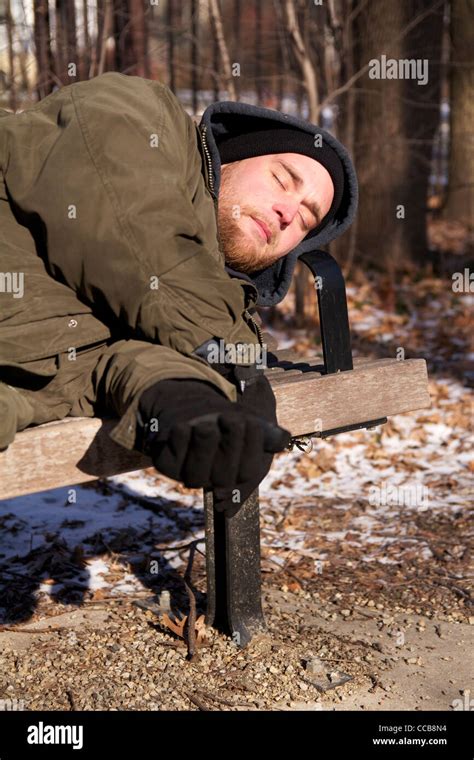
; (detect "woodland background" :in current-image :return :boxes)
[0,0,472,326]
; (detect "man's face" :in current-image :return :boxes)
[217,152,334,274]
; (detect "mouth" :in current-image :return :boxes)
[251,216,272,244]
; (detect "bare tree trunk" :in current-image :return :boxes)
[353,0,443,271]
[55,0,68,83]
[255,0,263,103]
[33,0,54,99]
[98,0,114,75]
[93,0,105,77]
[5,0,17,111]
[167,0,175,91]
[209,0,237,100]
[17,29,30,95]
[273,0,287,111]
[54,0,77,83]
[66,0,78,80]
[114,0,131,73]
[82,0,91,80]
[402,0,443,264]
[233,0,241,100]
[283,0,319,121]
[352,1,410,275]
[275,24,284,110]
[191,0,200,113]
[212,19,219,101]
[331,0,357,275]
[128,0,149,77]
[442,0,474,232]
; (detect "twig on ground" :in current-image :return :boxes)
[183,540,200,661]
[182,690,210,711]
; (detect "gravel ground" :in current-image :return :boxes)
[0,572,472,712]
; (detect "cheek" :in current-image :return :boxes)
[278,226,300,252]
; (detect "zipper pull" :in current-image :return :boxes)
[244,309,264,346]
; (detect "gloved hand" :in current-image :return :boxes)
[135,376,290,515]
[210,366,283,510]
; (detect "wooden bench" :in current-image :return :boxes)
[0,250,431,647]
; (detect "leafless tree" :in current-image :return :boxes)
[33,0,54,98]
[254,0,263,102]
[167,0,175,91]
[232,0,241,100]
[209,0,237,100]
[127,0,149,77]
[283,0,319,120]
[352,0,443,271]
[5,0,17,110]
[190,0,200,113]
[442,0,474,234]
[82,0,91,79]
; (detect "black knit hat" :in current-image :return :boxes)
[216,125,345,232]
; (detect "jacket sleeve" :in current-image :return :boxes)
[0,72,259,359]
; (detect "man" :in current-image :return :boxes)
[0,73,357,512]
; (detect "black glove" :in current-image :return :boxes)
[135,377,290,515]
[210,365,283,510]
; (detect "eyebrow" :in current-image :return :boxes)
[274,158,323,227]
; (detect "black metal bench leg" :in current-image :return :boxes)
[203,486,267,648]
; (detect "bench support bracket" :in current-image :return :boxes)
[203,486,267,648]
[299,249,353,373]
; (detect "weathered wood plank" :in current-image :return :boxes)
[270,358,431,435]
[0,356,431,500]
[0,418,151,500]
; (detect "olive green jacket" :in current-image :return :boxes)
[0,73,262,440]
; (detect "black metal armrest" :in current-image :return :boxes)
[299,250,387,438]
[299,249,353,374]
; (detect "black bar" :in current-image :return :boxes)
[299,249,353,374]
[203,487,266,648]
[318,417,388,438]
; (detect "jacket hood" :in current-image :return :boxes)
[199,100,358,307]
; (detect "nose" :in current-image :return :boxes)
[273,199,299,228]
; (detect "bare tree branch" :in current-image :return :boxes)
[208,0,236,100]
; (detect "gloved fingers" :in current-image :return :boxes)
[233,478,259,508]
[260,419,291,453]
[212,486,236,510]
[235,450,274,505]
[151,422,192,481]
[181,418,220,488]
[214,450,273,514]
[236,416,265,483]
[211,413,246,487]
[237,374,277,416]
[214,420,275,510]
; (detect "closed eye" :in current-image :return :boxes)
[274,172,310,231]
[273,173,287,190]
[299,212,309,231]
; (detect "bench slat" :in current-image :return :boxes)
[0,418,151,499]
[271,357,430,435]
[0,357,430,500]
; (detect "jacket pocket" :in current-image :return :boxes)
[0,314,111,365]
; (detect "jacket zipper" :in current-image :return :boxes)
[244,308,264,346]
[201,125,263,349]
[200,125,216,199]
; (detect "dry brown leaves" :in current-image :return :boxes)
[160,611,209,646]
